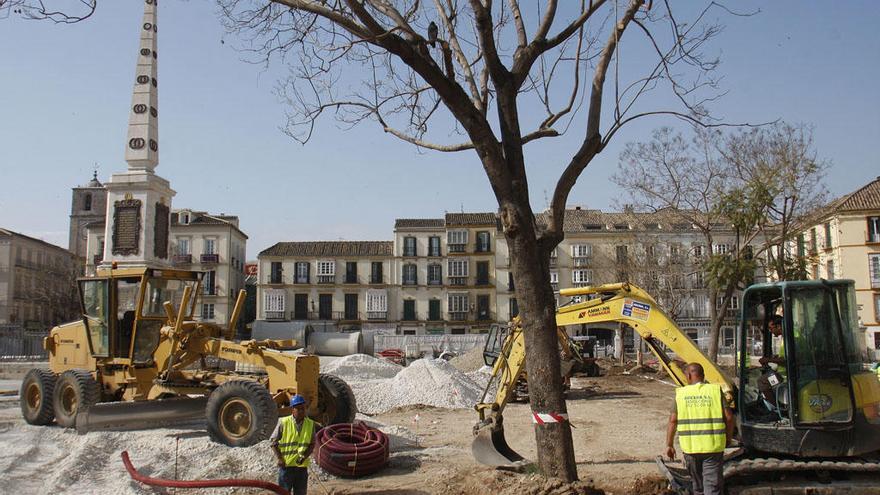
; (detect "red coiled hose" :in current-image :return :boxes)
[315,422,389,477]
[121,451,289,495]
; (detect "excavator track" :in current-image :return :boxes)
[723,456,880,477]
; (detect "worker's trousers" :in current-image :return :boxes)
[684,452,723,495]
[278,466,308,495]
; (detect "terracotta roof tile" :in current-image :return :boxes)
[394,218,445,229]
[834,176,880,212]
[445,212,498,227]
[260,241,393,258]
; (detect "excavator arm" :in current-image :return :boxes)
[472,282,735,467]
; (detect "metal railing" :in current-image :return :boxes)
[0,325,48,361]
[200,253,220,264]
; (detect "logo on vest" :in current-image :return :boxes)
[808,394,833,414]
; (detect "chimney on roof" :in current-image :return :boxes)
[575,206,582,210]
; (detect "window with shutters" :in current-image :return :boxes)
[428,299,441,321]
[572,269,591,286]
[264,290,285,319]
[203,270,216,295]
[403,236,417,257]
[345,261,358,284]
[201,303,215,320]
[448,259,468,286]
[713,243,730,255]
[824,222,833,248]
[571,244,592,266]
[870,254,880,289]
[428,263,443,285]
[428,236,441,256]
[447,230,468,253]
[826,259,835,280]
[475,231,491,252]
[869,216,880,243]
[370,262,383,284]
[317,260,335,283]
[270,262,283,284]
[295,262,310,284]
[402,264,418,285]
[448,293,469,320]
[402,300,416,320]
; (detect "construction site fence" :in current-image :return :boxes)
[0,324,48,361]
[373,334,488,357]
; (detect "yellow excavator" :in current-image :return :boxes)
[472,281,880,492]
[19,266,356,446]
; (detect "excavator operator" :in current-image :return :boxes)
[756,314,786,412]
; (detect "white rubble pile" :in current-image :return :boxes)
[352,358,484,415]
[320,353,402,380]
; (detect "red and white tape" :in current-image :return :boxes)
[531,412,568,424]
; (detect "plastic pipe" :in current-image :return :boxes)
[121,451,289,495]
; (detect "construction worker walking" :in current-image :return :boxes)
[271,395,318,495]
[665,363,735,495]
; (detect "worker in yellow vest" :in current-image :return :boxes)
[665,363,735,495]
[271,395,318,495]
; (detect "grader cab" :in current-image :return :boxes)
[20,266,356,447]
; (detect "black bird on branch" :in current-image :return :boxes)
[427,21,438,48]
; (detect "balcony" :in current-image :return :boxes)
[172,254,192,265]
[449,311,469,321]
[344,275,359,284]
[550,282,559,292]
[369,277,384,285]
[448,276,468,286]
[265,311,286,320]
[268,277,283,285]
[367,311,387,320]
[475,278,491,287]
[200,253,220,264]
[317,275,335,284]
[868,232,880,244]
[448,244,466,253]
[476,310,494,321]
[401,312,421,322]
[572,282,591,288]
[872,275,880,289]
[474,245,492,254]
[341,311,361,322]
[93,255,103,266]
[294,277,310,284]
[573,257,591,267]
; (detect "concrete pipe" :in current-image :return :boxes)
[309,332,363,356]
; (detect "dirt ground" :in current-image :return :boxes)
[0,372,675,495]
[312,373,674,495]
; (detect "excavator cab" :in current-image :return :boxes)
[738,280,880,457]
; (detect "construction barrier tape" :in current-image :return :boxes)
[531,412,569,424]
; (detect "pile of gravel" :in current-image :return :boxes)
[353,358,484,415]
[321,353,403,381]
[448,345,487,373]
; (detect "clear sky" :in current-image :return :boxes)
[1,1,878,260]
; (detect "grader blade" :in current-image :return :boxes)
[75,397,208,433]
[471,422,527,468]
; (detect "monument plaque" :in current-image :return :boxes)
[154,202,169,258]
[112,198,142,255]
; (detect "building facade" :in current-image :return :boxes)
[257,241,394,332]
[68,172,107,265]
[84,209,248,325]
[793,176,880,353]
[0,228,79,330]
[256,208,746,351]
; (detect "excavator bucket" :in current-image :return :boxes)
[471,422,527,468]
[75,397,208,433]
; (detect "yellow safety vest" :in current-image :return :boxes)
[777,340,786,375]
[675,382,726,454]
[278,416,315,468]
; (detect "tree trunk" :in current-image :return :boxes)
[707,286,735,362]
[505,221,578,482]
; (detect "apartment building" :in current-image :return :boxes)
[85,209,248,325]
[793,176,880,352]
[0,228,79,330]
[257,241,394,332]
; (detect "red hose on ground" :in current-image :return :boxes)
[315,422,390,477]
[121,451,289,495]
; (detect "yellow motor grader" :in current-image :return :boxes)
[19,266,356,447]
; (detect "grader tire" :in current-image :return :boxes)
[53,370,101,428]
[206,380,277,447]
[20,369,57,425]
[316,373,357,425]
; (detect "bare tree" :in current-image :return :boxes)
[615,123,828,361]
[215,0,742,480]
[0,0,96,23]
